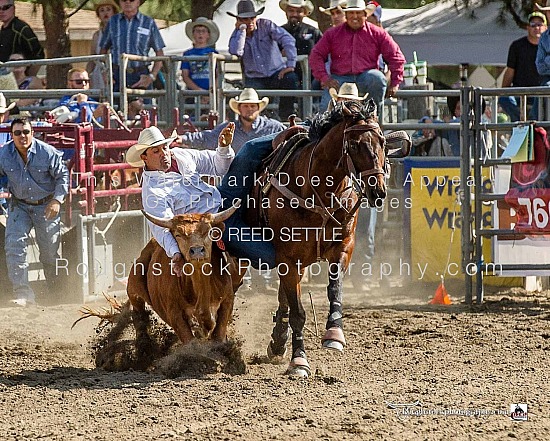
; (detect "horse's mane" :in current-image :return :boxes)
[308,99,377,144]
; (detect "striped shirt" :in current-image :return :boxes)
[99,12,165,68]
[181,116,285,153]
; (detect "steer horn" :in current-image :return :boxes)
[211,199,241,224]
[141,210,173,228]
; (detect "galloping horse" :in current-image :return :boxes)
[246,99,407,377]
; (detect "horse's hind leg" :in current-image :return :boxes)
[267,285,290,359]
[322,261,347,352]
[280,270,310,378]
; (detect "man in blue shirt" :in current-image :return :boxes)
[99,0,165,92]
[0,117,69,306]
[58,68,106,124]
[228,0,299,121]
[181,88,284,153]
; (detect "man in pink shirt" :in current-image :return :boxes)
[309,0,405,114]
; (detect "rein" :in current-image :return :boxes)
[268,117,385,259]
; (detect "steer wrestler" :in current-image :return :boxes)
[126,123,279,276]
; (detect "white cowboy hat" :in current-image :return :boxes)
[342,0,376,14]
[0,92,16,114]
[185,17,220,47]
[229,88,269,115]
[329,83,368,101]
[126,126,178,167]
[536,3,550,11]
[279,0,314,16]
[227,0,265,18]
[319,0,346,14]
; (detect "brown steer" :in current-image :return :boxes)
[127,203,241,344]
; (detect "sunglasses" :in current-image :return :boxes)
[12,129,31,136]
[0,4,13,11]
[121,0,137,2]
[70,79,90,85]
[530,22,545,27]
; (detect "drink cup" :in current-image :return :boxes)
[415,60,427,85]
[403,62,416,86]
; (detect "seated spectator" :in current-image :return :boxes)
[8,53,44,112]
[412,116,452,157]
[181,17,219,98]
[228,0,299,120]
[59,68,107,123]
[181,88,284,153]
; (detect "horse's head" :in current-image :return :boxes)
[340,100,387,207]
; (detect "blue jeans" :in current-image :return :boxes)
[356,207,378,262]
[320,69,387,115]
[5,200,61,302]
[498,96,538,122]
[245,70,299,121]
[218,133,278,269]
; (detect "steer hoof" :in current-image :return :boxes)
[321,327,346,353]
[285,357,311,378]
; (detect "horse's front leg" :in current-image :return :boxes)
[322,261,347,352]
[279,268,310,378]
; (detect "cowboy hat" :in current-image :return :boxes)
[227,0,265,18]
[126,126,178,167]
[536,3,550,11]
[185,17,220,47]
[342,0,376,14]
[329,83,368,101]
[319,0,346,14]
[0,92,16,114]
[229,88,269,115]
[279,0,314,16]
[94,0,119,15]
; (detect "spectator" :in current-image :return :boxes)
[319,0,347,27]
[8,53,44,111]
[0,117,69,307]
[0,92,15,147]
[181,88,284,153]
[87,0,119,91]
[280,0,322,88]
[0,0,44,76]
[411,116,452,157]
[500,11,546,121]
[181,17,219,96]
[59,68,107,123]
[309,0,405,114]
[228,0,299,120]
[99,0,165,92]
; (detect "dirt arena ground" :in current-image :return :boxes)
[0,279,549,440]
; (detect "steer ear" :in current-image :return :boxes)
[142,210,173,229]
[211,199,241,224]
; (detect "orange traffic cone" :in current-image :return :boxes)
[429,277,452,305]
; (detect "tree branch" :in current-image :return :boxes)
[67,0,93,19]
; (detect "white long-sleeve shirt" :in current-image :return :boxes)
[141,146,234,258]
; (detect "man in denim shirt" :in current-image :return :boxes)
[228,0,299,120]
[0,118,69,306]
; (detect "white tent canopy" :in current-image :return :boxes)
[384,0,526,65]
[161,0,411,56]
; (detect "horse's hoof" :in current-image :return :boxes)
[322,339,344,353]
[267,341,287,361]
[286,365,310,378]
[321,327,346,353]
[285,357,311,378]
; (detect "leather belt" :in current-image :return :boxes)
[13,194,54,206]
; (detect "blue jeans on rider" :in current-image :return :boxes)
[5,200,61,303]
[498,96,538,122]
[218,133,278,270]
[320,69,387,115]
